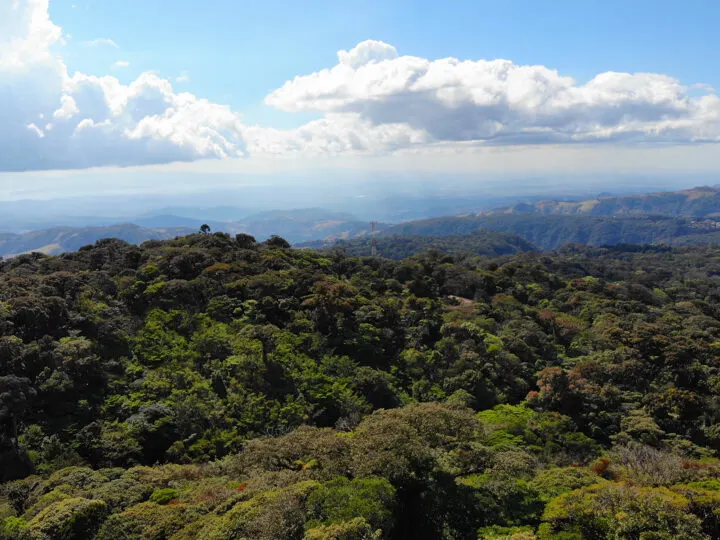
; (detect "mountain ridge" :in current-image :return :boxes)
[478,185,720,217]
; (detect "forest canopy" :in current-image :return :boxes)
[1,233,720,539]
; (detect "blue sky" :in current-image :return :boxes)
[52,0,720,127]
[1,0,719,196]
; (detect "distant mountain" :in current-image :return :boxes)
[0,224,193,258]
[481,186,720,218]
[384,214,720,251]
[131,215,229,230]
[137,206,251,222]
[222,208,386,244]
[6,186,720,259]
[302,230,537,259]
[0,208,385,258]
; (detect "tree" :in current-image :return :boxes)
[0,376,35,450]
[236,233,257,249]
[264,235,291,249]
[199,224,211,234]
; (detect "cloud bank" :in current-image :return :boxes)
[267,41,720,145]
[1,0,719,172]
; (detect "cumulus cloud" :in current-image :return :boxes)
[337,40,398,68]
[243,113,429,156]
[0,0,257,171]
[113,59,129,68]
[53,95,79,119]
[1,2,719,173]
[267,40,720,145]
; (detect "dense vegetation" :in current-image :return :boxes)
[305,230,537,259]
[2,233,720,538]
[386,213,720,250]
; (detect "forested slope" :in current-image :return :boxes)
[303,229,537,259]
[480,186,720,218]
[386,214,720,250]
[1,234,720,538]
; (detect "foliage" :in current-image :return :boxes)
[25,497,108,539]
[1,234,720,537]
[305,477,395,532]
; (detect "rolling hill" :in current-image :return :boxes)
[384,214,720,251]
[0,224,194,258]
[0,209,385,259]
[480,185,720,217]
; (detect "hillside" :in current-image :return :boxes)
[385,214,720,250]
[0,224,194,258]
[303,229,537,259]
[1,234,720,538]
[0,209,382,259]
[482,185,720,218]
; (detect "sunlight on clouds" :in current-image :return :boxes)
[0,1,719,173]
[267,41,720,145]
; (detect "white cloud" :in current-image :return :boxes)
[243,113,428,156]
[337,40,398,68]
[26,123,44,138]
[53,95,78,119]
[267,40,720,145]
[0,2,719,174]
[0,0,255,171]
[176,72,190,83]
[82,38,118,48]
[113,60,129,68]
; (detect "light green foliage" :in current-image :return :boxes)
[190,480,320,540]
[87,477,154,512]
[542,483,707,539]
[44,467,106,492]
[306,477,395,532]
[22,486,73,520]
[149,487,178,505]
[304,517,381,540]
[478,525,536,539]
[530,467,603,501]
[25,497,107,540]
[1,516,29,538]
[133,309,195,365]
[95,501,189,540]
[477,405,598,462]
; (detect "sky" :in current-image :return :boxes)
[1,0,719,199]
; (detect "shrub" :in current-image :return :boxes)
[25,497,108,539]
[530,467,603,501]
[478,525,537,539]
[22,487,72,520]
[95,501,189,540]
[45,467,106,492]
[542,483,706,539]
[306,477,395,532]
[304,517,381,540]
[88,477,154,512]
[1,517,29,538]
[192,481,319,540]
[150,488,178,505]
